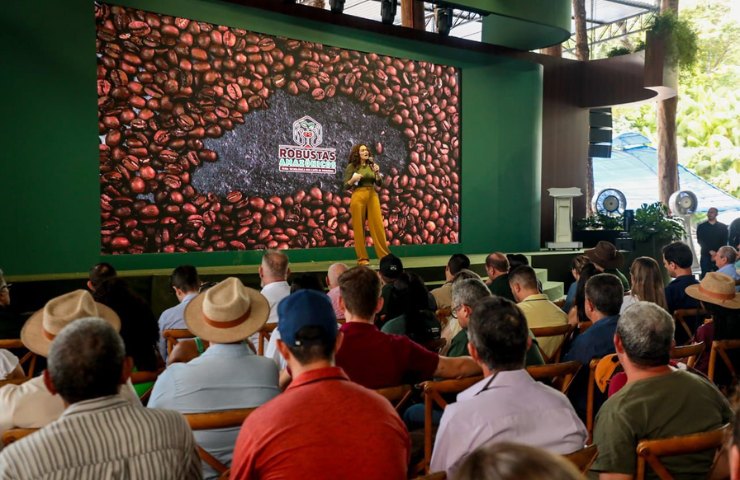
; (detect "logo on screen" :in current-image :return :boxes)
[278,115,337,174]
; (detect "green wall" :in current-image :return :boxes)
[0,0,542,278]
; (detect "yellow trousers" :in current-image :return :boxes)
[350,187,391,261]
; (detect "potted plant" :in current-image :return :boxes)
[627,202,685,281]
[573,213,624,248]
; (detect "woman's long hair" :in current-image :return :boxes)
[393,272,439,344]
[629,256,668,309]
[348,144,367,168]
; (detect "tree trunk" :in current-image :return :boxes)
[401,0,425,29]
[573,0,589,61]
[542,45,562,57]
[657,0,679,205]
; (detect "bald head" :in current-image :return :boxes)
[327,263,349,289]
[485,252,509,280]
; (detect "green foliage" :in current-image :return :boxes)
[575,213,624,231]
[629,203,685,242]
[649,11,699,70]
[606,46,632,58]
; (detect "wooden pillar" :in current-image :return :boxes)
[657,0,679,205]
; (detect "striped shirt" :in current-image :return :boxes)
[0,394,202,479]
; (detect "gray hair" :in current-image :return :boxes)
[48,317,125,404]
[616,301,674,367]
[262,249,289,279]
[452,277,492,309]
[452,269,482,283]
[718,246,737,264]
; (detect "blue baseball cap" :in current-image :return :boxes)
[278,290,337,347]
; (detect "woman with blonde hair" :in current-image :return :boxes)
[620,256,667,313]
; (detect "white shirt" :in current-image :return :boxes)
[430,369,587,476]
[254,281,291,350]
[0,350,19,380]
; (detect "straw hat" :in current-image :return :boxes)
[184,277,269,343]
[22,290,121,356]
[685,272,740,309]
[585,241,625,269]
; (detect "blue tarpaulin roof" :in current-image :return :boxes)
[593,133,740,213]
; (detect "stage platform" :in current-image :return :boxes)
[8,249,583,319]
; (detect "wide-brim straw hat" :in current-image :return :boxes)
[22,290,121,357]
[685,272,740,309]
[585,241,625,269]
[184,277,269,343]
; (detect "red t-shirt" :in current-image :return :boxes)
[335,322,440,389]
[231,366,410,480]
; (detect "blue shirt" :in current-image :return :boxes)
[564,315,619,420]
[148,343,280,479]
[157,293,198,360]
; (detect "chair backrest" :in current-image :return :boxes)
[0,377,28,388]
[375,384,414,412]
[0,339,37,379]
[585,357,602,443]
[183,408,257,474]
[163,328,194,356]
[563,444,599,474]
[526,360,582,394]
[635,423,731,480]
[708,339,740,384]
[258,323,278,356]
[420,375,483,473]
[530,324,576,363]
[673,308,708,343]
[669,342,704,369]
[1,428,38,447]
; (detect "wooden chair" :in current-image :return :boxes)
[708,339,740,384]
[163,328,194,356]
[585,357,603,443]
[2,428,38,447]
[0,339,37,379]
[669,341,704,369]
[529,324,576,363]
[635,423,731,480]
[673,308,707,343]
[375,384,414,413]
[526,360,582,394]
[420,375,483,473]
[0,377,27,388]
[257,323,278,356]
[183,408,256,475]
[563,444,598,474]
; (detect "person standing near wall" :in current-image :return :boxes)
[343,144,391,266]
[697,207,728,279]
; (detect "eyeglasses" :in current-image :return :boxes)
[450,303,465,319]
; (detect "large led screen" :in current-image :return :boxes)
[96,3,461,254]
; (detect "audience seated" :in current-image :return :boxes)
[335,266,480,389]
[564,273,623,421]
[567,262,599,327]
[687,273,740,378]
[0,269,25,340]
[230,290,409,479]
[716,246,740,288]
[562,255,590,314]
[591,302,732,479]
[288,272,324,293]
[510,266,568,359]
[148,277,280,479]
[440,269,482,346]
[619,256,668,314]
[430,296,586,476]
[431,254,471,315]
[454,442,584,480]
[86,262,117,293]
[485,252,515,301]
[158,265,201,361]
[93,276,159,371]
[325,262,348,321]
[584,241,630,291]
[256,250,291,347]
[663,241,704,344]
[381,272,441,350]
[0,318,201,478]
[0,290,140,435]
[379,254,436,324]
